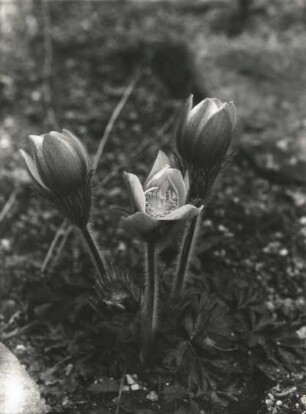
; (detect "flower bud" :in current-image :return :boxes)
[20,129,92,226]
[176,96,237,171]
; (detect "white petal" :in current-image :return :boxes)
[19,149,49,190]
[61,129,90,170]
[159,204,200,221]
[226,102,237,131]
[123,172,146,212]
[145,165,170,190]
[166,168,187,206]
[145,151,170,187]
[122,212,159,239]
[28,135,44,152]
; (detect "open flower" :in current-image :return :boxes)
[123,151,201,240]
[176,96,237,171]
[20,129,92,226]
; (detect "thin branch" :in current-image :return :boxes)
[50,224,73,269]
[40,219,69,274]
[99,114,175,187]
[93,71,141,172]
[2,321,41,340]
[115,366,127,414]
[0,187,19,224]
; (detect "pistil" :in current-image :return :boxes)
[145,186,179,219]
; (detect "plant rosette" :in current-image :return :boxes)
[122,150,201,242]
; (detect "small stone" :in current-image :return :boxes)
[300,395,306,408]
[279,248,288,256]
[296,326,306,340]
[131,383,141,391]
[126,374,136,385]
[147,391,158,402]
[0,342,47,414]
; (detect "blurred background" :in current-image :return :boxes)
[1,1,306,412]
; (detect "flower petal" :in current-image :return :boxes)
[123,172,145,212]
[193,104,233,168]
[28,134,44,153]
[48,131,89,176]
[42,134,85,195]
[166,168,187,206]
[29,134,45,168]
[176,95,193,155]
[145,151,170,187]
[211,98,223,108]
[122,212,159,239]
[159,204,201,221]
[28,135,50,188]
[185,98,219,163]
[225,102,237,131]
[189,98,219,134]
[61,129,90,170]
[183,170,190,195]
[19,149,49,191]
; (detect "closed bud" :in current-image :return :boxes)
[20,129,92,226]
[176,96,237,171]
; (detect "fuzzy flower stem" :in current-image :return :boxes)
[142,241,159,361]
[171,209,203,299]
[80,225,107,278]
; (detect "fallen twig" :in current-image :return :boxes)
[50,224,73,271]
[1,321,42,340]
[0,187,19,224]
[93,71,141,172]
[40,219,69,274]
[115,366,127,414]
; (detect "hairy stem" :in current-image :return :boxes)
[171,209,203,300]
[80,225,106,278]
[142,241,159,361]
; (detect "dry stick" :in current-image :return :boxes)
[99,110,175,187]
[50,224,73,269]
[93,72,141,172]
[0,187,19,224]
[40,74,140,273]
[2,321,41,340]
[41,219,68,274]
[115,366,127,414]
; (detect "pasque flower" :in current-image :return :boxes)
[20,129,92,226]
[123,151,201,240]
[176,95,237,171]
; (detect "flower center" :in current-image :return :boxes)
[145,184,179,219]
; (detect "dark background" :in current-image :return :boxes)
[1,1,306,413]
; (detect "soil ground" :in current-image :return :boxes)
[1,1,306,413]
